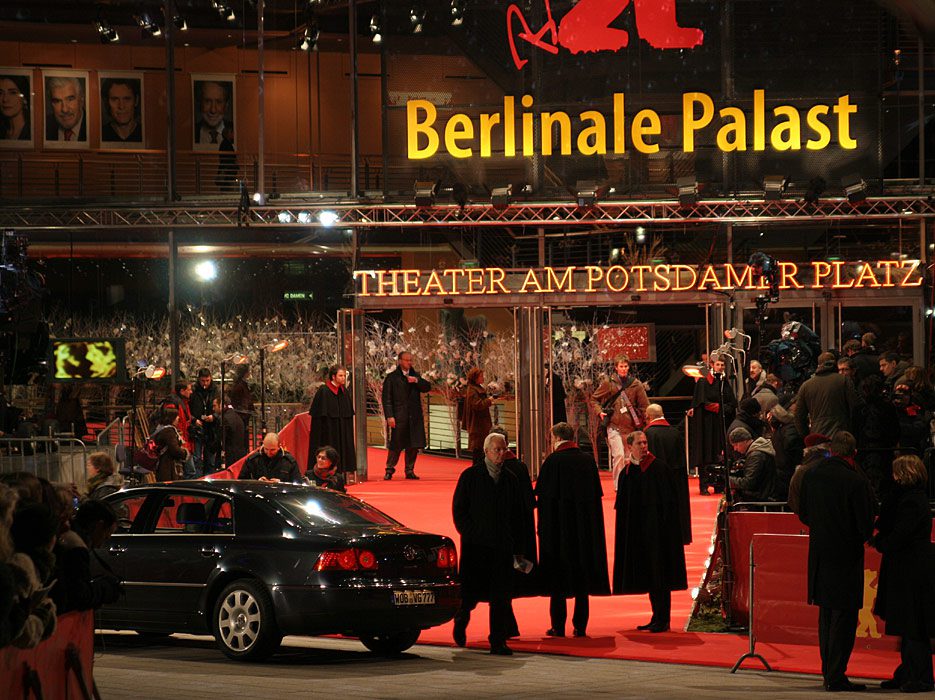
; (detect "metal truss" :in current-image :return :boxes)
[2,196,934,231]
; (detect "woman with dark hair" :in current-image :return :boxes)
[307,365,356,476]
[152,407,188,482]
[462,367,493,462]
[0,75,29,141]
[872,455,935,693]
[308,446,346,493]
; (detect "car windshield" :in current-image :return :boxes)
[274,491,400,528]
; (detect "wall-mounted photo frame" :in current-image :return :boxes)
[99,71,144,148]
[192,73,236,152]
[42,69,90,149]
[0,68,34,149]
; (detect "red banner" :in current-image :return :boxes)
[595,324,655,363]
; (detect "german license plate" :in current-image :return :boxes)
[393,590,435,606]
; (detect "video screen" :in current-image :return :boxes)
[51,338,125,382]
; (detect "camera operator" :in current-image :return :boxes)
[728,427,780,503]
[50,499,122,614]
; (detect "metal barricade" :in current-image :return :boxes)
[0,437,90,490]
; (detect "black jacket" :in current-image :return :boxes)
[730,437,780,502]
[50,535,121,614]
[240,448,303,483]
[190,383,217,432]
[798,455,875,609]
[645,419,692,544]
[381,367,431,450]
[795,362,859,438]
[308,382,356,474]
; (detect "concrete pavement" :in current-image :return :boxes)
[92,632,877,699]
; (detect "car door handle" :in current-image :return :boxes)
[108,544,127,555]
[200,546,220,558]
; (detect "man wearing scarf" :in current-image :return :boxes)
[644,404,692,545]
[535,422,610,638]
[613,430,687,633]
[308,365,357,476]
[452,432,528,656]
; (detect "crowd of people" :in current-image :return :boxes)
[0,464,123,651]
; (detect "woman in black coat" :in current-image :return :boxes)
[308,365,356,475]
[872,454,935,693]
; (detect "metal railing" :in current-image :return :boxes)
[0,437,90,490]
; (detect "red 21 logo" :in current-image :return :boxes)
[507,0,704,70]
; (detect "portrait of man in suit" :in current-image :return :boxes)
[193,77,235,151]
[44,73,89,147]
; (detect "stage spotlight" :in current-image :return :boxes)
[252,192,267,206]
[369,15,382,43]
[841,173,867,204]
[297,211,312,224]
[318,210,339,227]
[676,176,698,208]
[174,14,189,31]
[277,211,294,224]
[134,13,162,37]
[635,226,647,244]
[763,175,788,201]
[213,1,236,21]
[803,176,826,204]
[410,4,425,33]
[450,0,465,25]
[414,180,439,207]
[96,19,119,43]
[491,185,514,210]
[299,24,319,51]
[575,180,607,208]
[194,260,218,282]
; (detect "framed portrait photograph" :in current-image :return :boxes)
[192,73,236,152]
[42,69,90,149]
[99,72,144,148]
[0,68,34,149]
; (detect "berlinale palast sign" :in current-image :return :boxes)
[354,260,921,298]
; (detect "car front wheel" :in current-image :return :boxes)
[359,629,421,656]
[213,579,282,661]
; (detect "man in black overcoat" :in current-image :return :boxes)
[452,432,529,656]
[644,404,692,545]
[308,365,356,475]
[535,422,610,638]
[797,430,875,692]
[381,351,431,480]
[613,430,687,633]
[689,356,736,492]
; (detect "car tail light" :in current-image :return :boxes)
[315,548,379,571]
[436,545,457,570]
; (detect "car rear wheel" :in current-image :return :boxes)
[213,579,282,661]
[359,629,421,656]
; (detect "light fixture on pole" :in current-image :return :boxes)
[676,176,698,208]
[369,15,382,43]
[414,180,438,207]
[841,173,867,204]
[259,339,290,436]
[491,184,514,210]
[575,180,607,208]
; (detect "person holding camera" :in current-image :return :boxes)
[590,355,648,488]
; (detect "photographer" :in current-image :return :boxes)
[50,500,121,614]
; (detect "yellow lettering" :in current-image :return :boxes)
[779,262,804,289]
[683,92,713,153]
[504,96,516,157]
[578,111,607,155]
[753,89,766,150]
[465,269,486,294]
[833,95,858,149]
[613,93,626,153]
[606,265,629,292]
[423,269,445,295]
[812,261,832,288]
[407,100,439,159]
[652,265,671,291]
[479,113,500,157]
[401,270,421,296]
[519,268,544,293]
[770,105,801,151]
[521,94,534,156]
[805,104,831,150]
[724,265,754,289]
[697,265,722,290]
[877,260,899,287]
[632,109,661,154]
[546,266,576,292]
[488,267,509,294]
[586,266,604,291]
[631,265,652,292]
[717,107,746,152]
[353,270,373,296]
[899,260,923,286]
[542,112,573,156]
[672,265,697,291]
[444,114,474,158]
[852,263,881,288]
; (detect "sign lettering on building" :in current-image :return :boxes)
[354,260,921,298]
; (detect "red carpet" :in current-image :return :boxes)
[351,448,900,679]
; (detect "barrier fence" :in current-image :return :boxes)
[0,610,96,699]
[0,437,90,491]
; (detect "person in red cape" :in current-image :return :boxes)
[644,404,692,545]
[688,355,736,494]
[612,430,687,633]
[308,365,356,477]
[535,422,610,638]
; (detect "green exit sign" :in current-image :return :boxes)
[284,291,313,300]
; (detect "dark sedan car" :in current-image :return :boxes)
[95,480,460,661]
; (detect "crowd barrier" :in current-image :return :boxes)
[0,610,96,698]
[728,512,935,672]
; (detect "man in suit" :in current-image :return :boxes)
[644,404,691,545]
[380,351,431,480]
[194,80,232,148]
[798,430,875,692]
[46,76,87,142]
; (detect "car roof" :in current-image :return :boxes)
[116,479,328,499]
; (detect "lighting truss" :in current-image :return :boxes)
[0,197,932,231]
